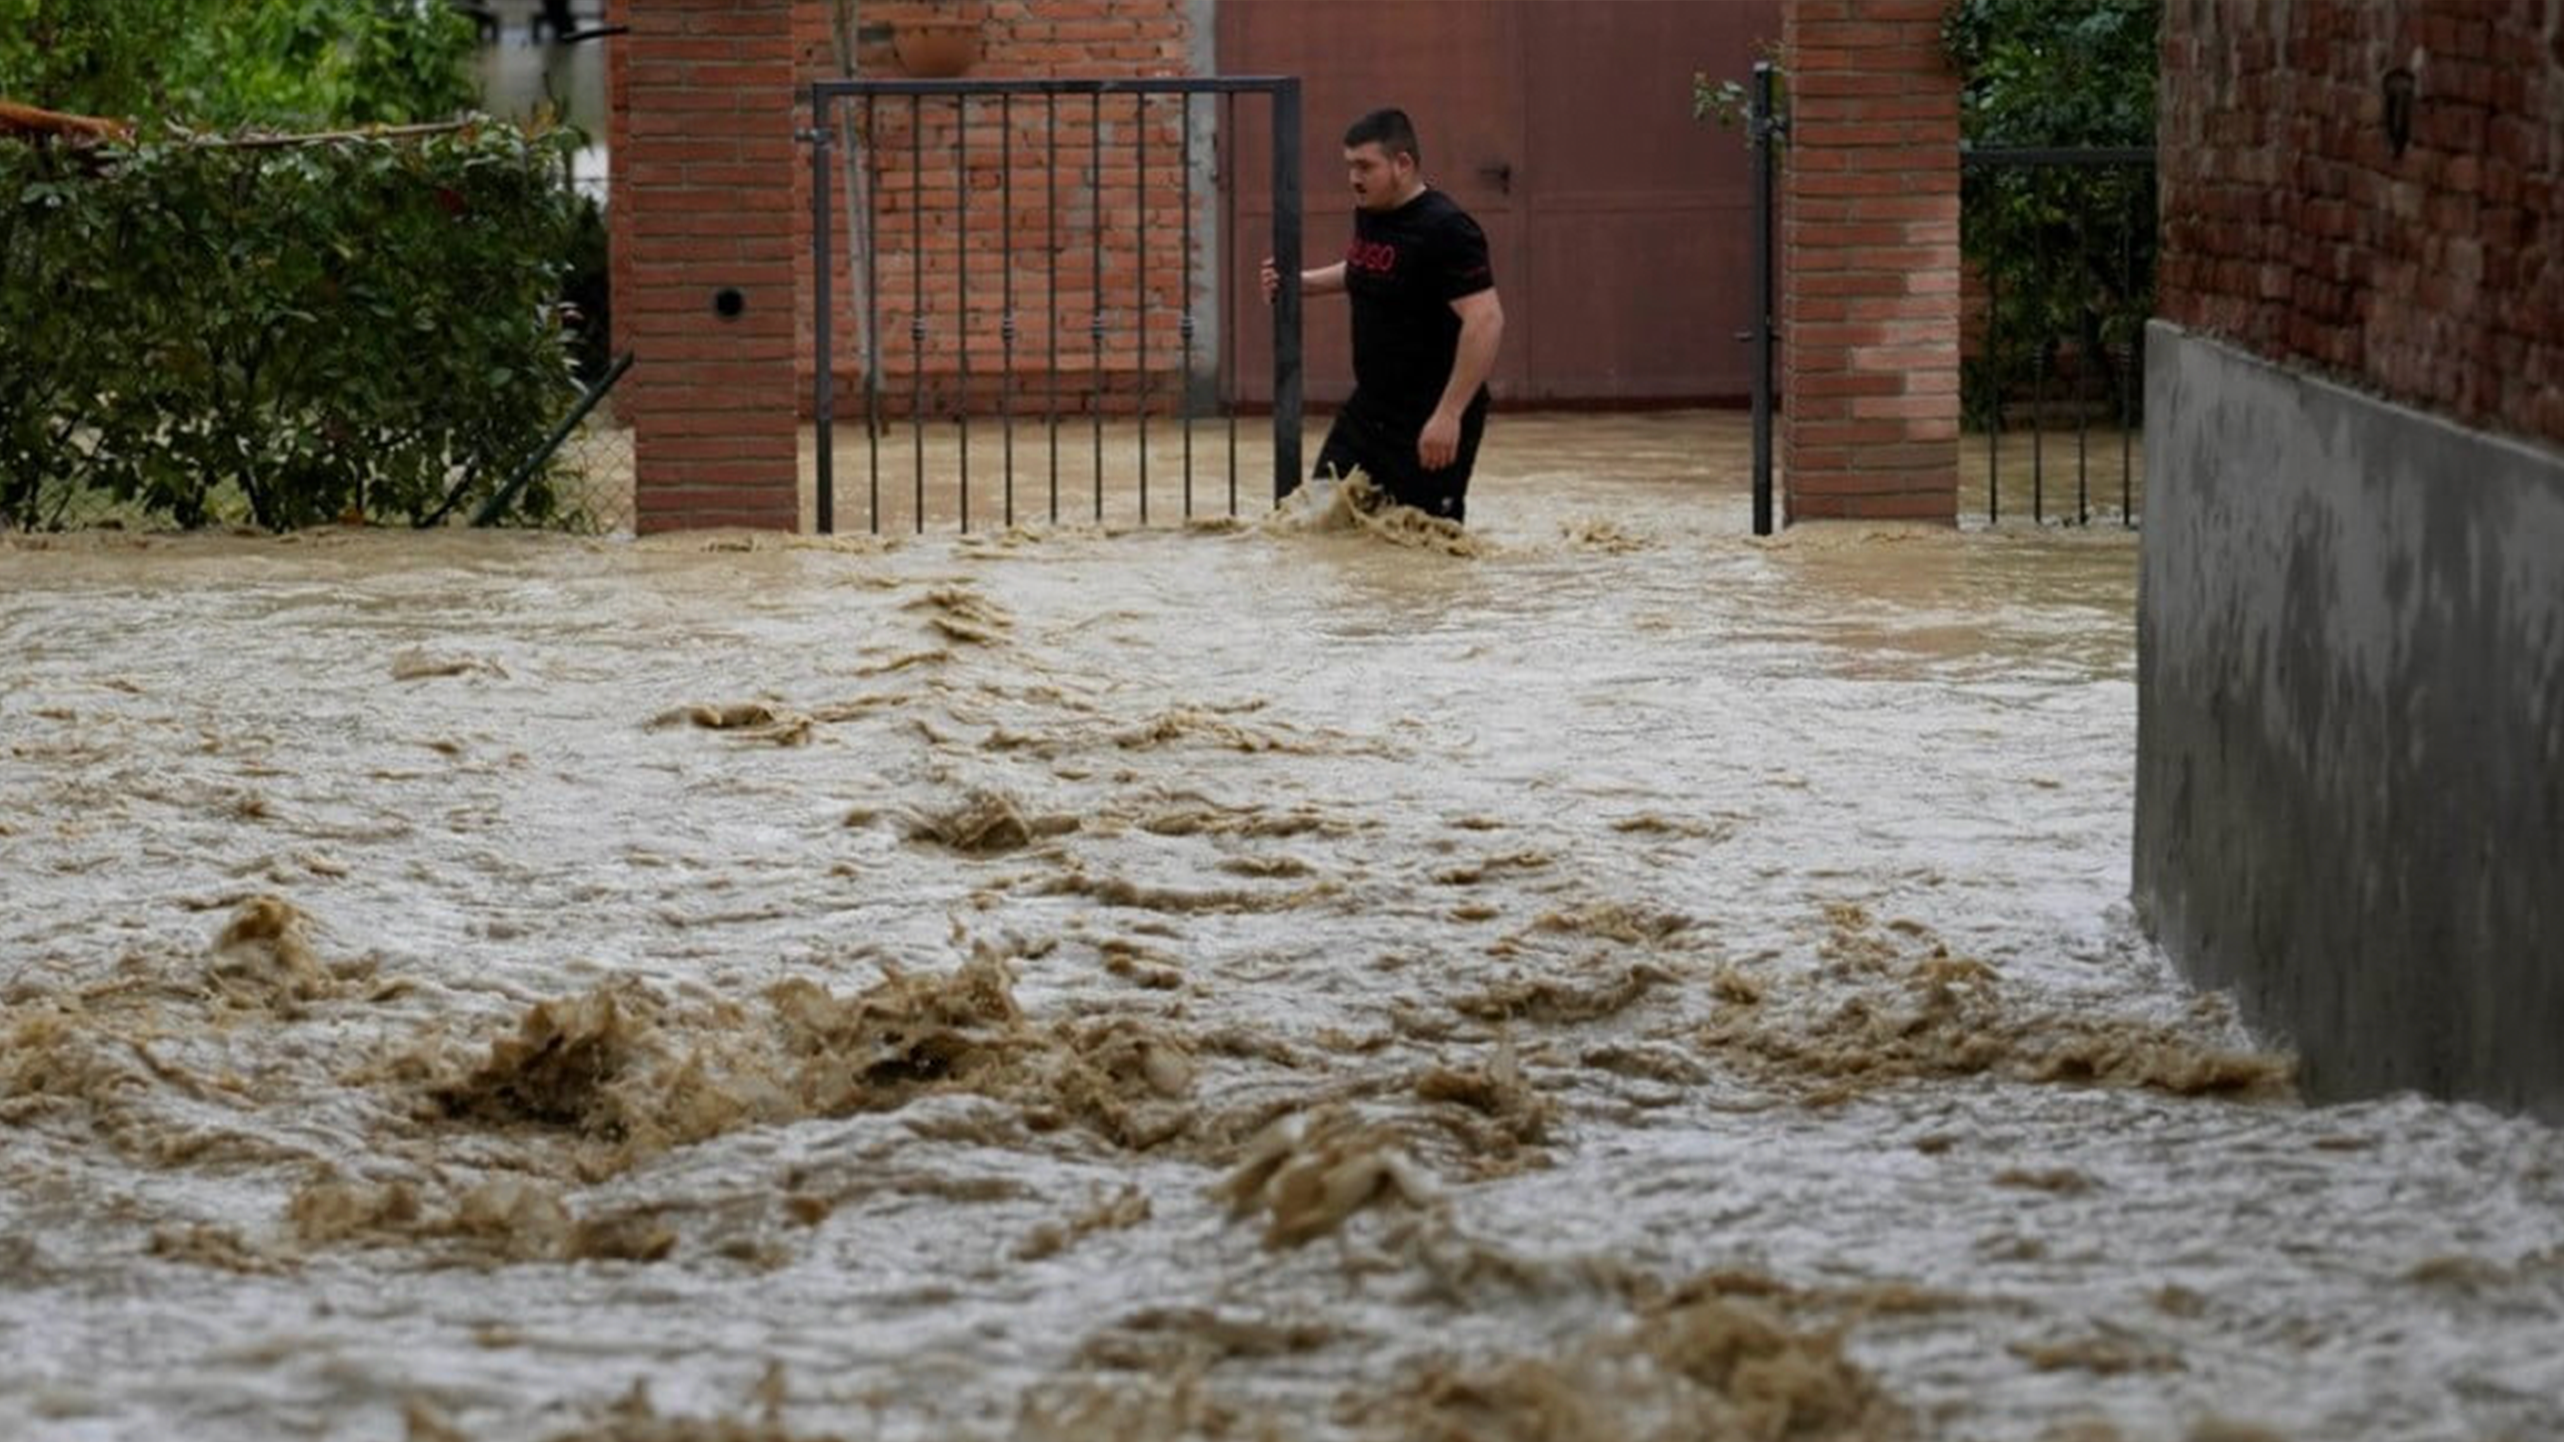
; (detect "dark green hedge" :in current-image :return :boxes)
[0,0,479,135]
[1,122,587,531]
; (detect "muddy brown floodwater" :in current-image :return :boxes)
[5,415,2561,1442]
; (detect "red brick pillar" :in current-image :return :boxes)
[610,0,802,532]
[1780,1,1962,522]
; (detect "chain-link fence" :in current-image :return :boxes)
[9,368,636,539]
[6,424,635,537]
[543,411,636,536]
[5,463,129,534]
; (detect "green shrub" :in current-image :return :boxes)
[0,0,478,132]
[1,122,586,531]
[1944,0,2159,430]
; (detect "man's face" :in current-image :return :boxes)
[1345,142,1414,212]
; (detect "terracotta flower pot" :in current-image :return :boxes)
[893,15,982,78]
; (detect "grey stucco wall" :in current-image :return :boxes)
[2137,321,2564,1120]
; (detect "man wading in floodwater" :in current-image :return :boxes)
[1263,108,1505,523]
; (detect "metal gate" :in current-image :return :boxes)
[1740,74,2154,531]
[807,77,1303,534]
[1960,145,2156,527]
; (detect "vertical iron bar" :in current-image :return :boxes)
[1182,92,1196,518]
[1224,91,1239,516]
[1092,91,1105,524]
[2074,172,2089,527]
[2123,164,2138,527]
[1987,233,2000,526]
[1048,95,1061,524]
[957,97,971,532]
[865,95,882,533]
[1271,79,1304,502]
[1138,94,1151,526]
[1748,61,1776,537]
[1002,93,1015,528]
[813,98,835,535]
[912,95,926,534]
[2032,167,2047,526]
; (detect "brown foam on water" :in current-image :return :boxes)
[1218,854,1315,879]
[1994,1166,2096,1195]
[1698,906,2296,1103]
[651,702,814,747]
[848,648,950,676]
[1071,1305,1336,1375]
[1413,1039,1553,1148]
[290,1176,426,1244]
[1093,935,1187,991]
[900,787,1082,854]
[1259,472,1496,557]
[633,529,898,555]
[399,943,1224,1193]
[1578,1042,1708,1086]
[1526,901,1696,946]
[1037,868,1338,916]
[1610,812,1740,841]
[981,704,1368,763]
[1375,1276,1916,1442]
[206,895,339,1013]
[2186,1422,2295,1442]
[1558,516,1652,553]
[288,1170,676,1264]
[1,920,349,1154]
[2006,1330,2183,1375]
[1115,707,1335,755]
[428,984,740,1153]
[389,649,507,682]
[954,525,1058,556]
[1131,798,1362,839]
[1210,1104,1440,1248]
[147,1222,291,1274]
[507,1376,845,1442]
[1017,1365,1286,1442]
[1016,1182,1152,1261]
[1431,848,1554,886]
[1898,1415,2286,1442]
[1452,963,1675,1026]
[1017,1014,1201,1150]
[904,583,1014,644]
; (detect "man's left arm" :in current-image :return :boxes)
[1420,289,1504,471]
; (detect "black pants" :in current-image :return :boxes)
[1304,392,1489,524]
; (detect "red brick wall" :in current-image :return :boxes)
[792,0,1203,418]
[2159,0,2564,447]
[1779,0,1963,523]
[609,0,802,532]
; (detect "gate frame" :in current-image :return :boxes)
[1958,144,2156,529]
[806,75,1304,534]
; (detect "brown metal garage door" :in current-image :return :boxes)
[1219,0,1780,407]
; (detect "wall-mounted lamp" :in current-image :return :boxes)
[2382,68,2417,159]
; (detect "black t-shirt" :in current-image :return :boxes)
[1342,188,1495,430]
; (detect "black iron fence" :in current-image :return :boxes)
[1737,76,2155,532]
[1742,61,1783,537]
[807,76,1303,534]
[1960,145,2156,527]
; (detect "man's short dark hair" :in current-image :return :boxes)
[1343,108,1421,165]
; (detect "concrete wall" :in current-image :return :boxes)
[2136,322,2564,1118]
